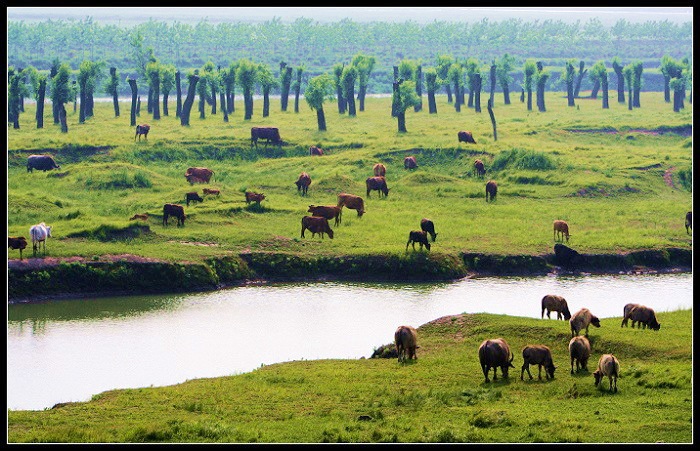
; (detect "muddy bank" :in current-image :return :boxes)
[7,248,692,303]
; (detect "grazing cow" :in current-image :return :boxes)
[27,154,60,173]
[309,145,324,156]
[541,294,572,320]
[458,130,477,144]
[129,213,149,221]
[295,172,312,195]
[251,127,282,149]
[202,188,220,196]
[337,193,365,217]
[521,345,556,381]
[394,325,418,363]
[478,338,515,383]
[29,222,52,256]
[373,163,387,177]
[474,159,486,178]
[163,204,186,227]
[406,230,431,252]
[366,176,390,198]
[621,304,661,330]
[553,220,571,242]
[685,211,692,235]
[568,336,591,375]
[184,167,214,184]
[135,124,150,141]
[485,180,498,202]
[404,156,418,170]
[420,218,437,242]
[593,354,620,393]
[301,215,334,239]
[570,308,601,338]
[308,205,342,227]
[186,191,204,206]
[245,191,266,205]
[8,236,28,260]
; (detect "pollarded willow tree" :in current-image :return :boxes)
[333,63,346,114]
[660,55,684,103]
[341,64,358,117]
[573,60,587,98]
[669,70,689,112]
[7,68,22,129]
[611,57,625,103]
[279,62,293,112]
[464,58,480,109]
[562,59,576,107]
[292,65,304,113]
[622,64,634,110]
[523,59,537,111]
[236,59,257,121]
[632,61,643,108]
[496,53,515,105]
[197,62,216,119]
[258,63,278,118]
[146,60,161,120]
[160,64,176,117]
[588,61,609,108]
[535,63,550,112]
[351,53,375,112]
[25,66,48,128]
[224,61,238,114]
[424,67,439,114]
[304,73,335,131]
[435,54,455,103]
[180,72,199,126]
[105,67,120,117]
[447,63,464,112]
[128,77,138,126]
[51,63,72,133]
[392,79,420,133]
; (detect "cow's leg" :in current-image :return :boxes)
[492,367,498,381]
[482,365,490,383]
[537,364,543,380]
[570,357,575,374]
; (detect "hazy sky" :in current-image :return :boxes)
[7,6,693,26]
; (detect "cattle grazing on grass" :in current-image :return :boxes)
[474,159,486,178]
[295,172,312,195]
[553,220,571,242]
[301,215,334,239]
[485,180,498,202]
[29,222,52,256]
[186,192,204,206]
[685,211,692,235]
[309,145,324,156]
[245,191,266,205]
[129,213,149,221]
[163,204,186,227]
[337,193,365,217]
[521,345,556,381]
[202,188,220,196]
[8,236,28,260]
[458,130,477,144]
[404,156,418,170]
[373,163,386,177]
[184,167,214,184]
[135,124,150,141]
[478,338,515,383]
[593,354,620,393]
[251,127,282,149]
[406,230,431,252]
[394,325,418,363]
[366,176,389,198]
[308,205,342,226]
[621,304,661,330]
[568,335,591,374]
[570,308,601,338]
[27,154,60,173]
[420,218,437,242]
[541,294,571,320]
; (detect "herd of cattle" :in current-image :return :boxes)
[394,296,662,393]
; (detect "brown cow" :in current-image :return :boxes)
[458,130,477,144]
[420,218,437,242]
[570,308,601,338]
[295,172,312,195]
[394,325,418,363]
[184,167,214,184]
[568,336,591,374]
[8,236,28,260]
[245,191,266,205]
[685,211,692,235]
[135,124,150,141]
[553,220,571,242]
[541,294,572,320]
[301,216,334,239]
[474,159,486,178]
[310,146,324,156]
[373,163,387,177]
[593,354,620,393]
[163,204,186,227]
[406,230,431,252]
[366,176,389,198]
[478,338,515,383]
[202,188,220,196]
[404,156,418,170]
[308,205,342,226]
[186,191,204,206]
[251,127,281,149]
[337,193,365,217]
[621,304,661,330]
[485,180,497,202]
[521,345,556,381]
[129,213,149,221]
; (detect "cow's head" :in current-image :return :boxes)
[563,307,572,321]
[591,316,601,328]
[546,363,556,379]
[650,321,661,331]
[46,226,52,238]
[593,370,602,386]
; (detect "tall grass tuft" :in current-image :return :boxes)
[491,148,557,171]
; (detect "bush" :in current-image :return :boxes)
[491,148,556,171]
[677,167,692,192]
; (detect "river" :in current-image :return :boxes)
[7,272,692,411]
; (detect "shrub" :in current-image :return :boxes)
[677,167,692,192]
[491,148,556,171]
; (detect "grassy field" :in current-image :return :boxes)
[7,92,692,262]
[7,308,692,443]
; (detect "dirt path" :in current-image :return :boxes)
[664,166,676,189]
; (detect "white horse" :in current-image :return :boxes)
[29,222,52,256]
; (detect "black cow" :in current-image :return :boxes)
[163,203,186,227]
[135,124,150,141]
[366,176,389,198]
[251,127,281,149]
[406,230,431,251]
[186,192,204,206]
[420,218,437,242]
[27,155,60,172]
[458,130,477,144]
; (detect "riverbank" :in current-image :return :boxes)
[7,247,692,303]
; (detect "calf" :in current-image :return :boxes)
[478,338,515,382]
[420,218,437,242]
[135,124,150,141]
[245,191,266,205]
[685,211,692,235]
[458,130,477,144]
[553,220,571,242]
[474,159,486,178]
[186,191,204,206]
[202,188,220,196]
[295,172,312,195]
[308,205,342,226]
[406,230,431,251]
[163,204,186,227]
[568,336,591,374]
[621,304,661,330]
[373,163,386,177]
[301,215,334,239]
[394,325,418,363]
[366,176,389,198]
[29,222,52,256]
[521,345,556,381]
[541,294,571,320]
[593,354,620,393]
[404,156,418,170]
[8,236,28,260]
[337,193,365,217]
[310,145,324,156]
[570,308,601,338]
[485,180,497,202]
[129,213,149,221]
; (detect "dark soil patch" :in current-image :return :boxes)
[663,167,676,188]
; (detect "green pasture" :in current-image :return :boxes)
[7,308,692,443]
[7,92,692,261]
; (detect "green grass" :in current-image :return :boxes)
[7,92,692,262]
[7,309,692,443]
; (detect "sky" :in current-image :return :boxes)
[6,6,694,26]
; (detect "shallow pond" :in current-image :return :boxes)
[7,272,692,411]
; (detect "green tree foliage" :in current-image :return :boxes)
[435,54,455,103]
[660,55,684,103]
[304,73,334,131]
[589,61,609,108]
[523,59,537,111]
[496,53,516,105]
[392,80,420,133]
[7,68,22,129]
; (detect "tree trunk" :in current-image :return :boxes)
[336,84,346,114]
[36,80,46,129]
[162,92,169,116]
[397,112,407,133]
[489,64,496,107]
[503,86,511,105]
[153,84,160,120]
[428,89,437,114]
[53,102,60,124]
[175,71,182,118]
[414,65,422,112]
[590,79,600,99]
[453,80,461,112]
[615,69,625,103]
[673,89,680,112]
[357,84,366,112]
[574,62,586,98]
[527,88,533,111]
[567,81,575,107]
[316,107,326,131]
[180,75,199,126]
[128,79,138,126]
[474,75,482,113]
[467,78,474,108]
[137,96,141,116]
[59,104,68,133]
[199,95,205,119]
[391,81,400,117]
[628,86,633,110]
[147,86,153,113]
[347,85,356,117]
[487,99,497,141]
[244,91,253,120]
[445,84,453,103]
[219,91,228,122]
[664,75,671,103]
[211,86,217,115]
[263,88,270,117]
[79,87,86,123]
[601,76,609,109]
[520,88,525,103]
[112,91,120,117]
[230,84,236,113]
[281,66,292,112]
